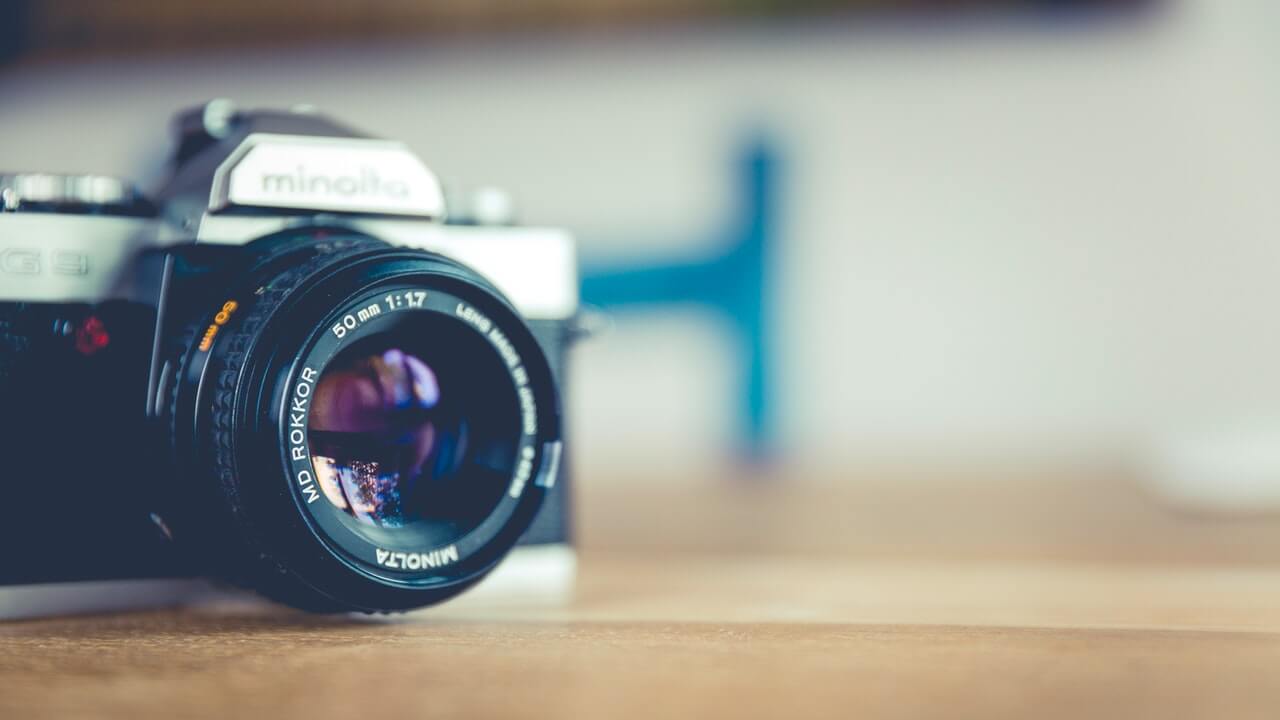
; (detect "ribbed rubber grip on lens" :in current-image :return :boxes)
[169,238,387,612]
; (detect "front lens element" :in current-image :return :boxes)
[306,311,522,552]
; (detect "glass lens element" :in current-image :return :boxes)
[307,313,520,550]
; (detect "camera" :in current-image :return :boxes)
[0,102,578,615]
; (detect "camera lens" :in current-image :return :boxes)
[308,312,520,552]
[169,230,561,613]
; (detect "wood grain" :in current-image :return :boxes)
[3,554,1280,720]
[5,473,1280,719]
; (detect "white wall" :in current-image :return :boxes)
[3,0,1278,478]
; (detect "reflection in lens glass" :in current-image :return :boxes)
[311,349,449,528]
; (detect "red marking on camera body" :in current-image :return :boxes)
[74,316,111,356]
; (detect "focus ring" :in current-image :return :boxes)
[174,235,386,611]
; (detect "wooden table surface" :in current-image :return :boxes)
[5,471,1280,719]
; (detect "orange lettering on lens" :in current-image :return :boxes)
[198,300,240,352]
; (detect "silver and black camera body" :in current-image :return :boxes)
[0,103,577,616]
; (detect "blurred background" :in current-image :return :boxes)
[5,0,1280,565]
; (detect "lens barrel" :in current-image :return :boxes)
[167,229,561,612]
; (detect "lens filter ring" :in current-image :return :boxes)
[284,282,553,587]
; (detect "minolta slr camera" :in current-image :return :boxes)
[0,102,577,615]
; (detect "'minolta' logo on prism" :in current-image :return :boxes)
[261,165,410,200]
